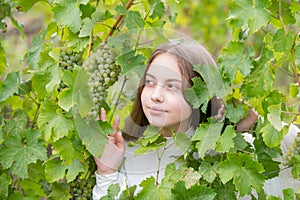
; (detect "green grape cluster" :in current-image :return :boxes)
[59,47,83,70]
[283,133,300,166]
[70,176,95,200]
[83,44,121,117]
[58,47,83,92]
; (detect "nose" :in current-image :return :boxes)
[151,84,164,102]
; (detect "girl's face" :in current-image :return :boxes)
[141,53,192,136]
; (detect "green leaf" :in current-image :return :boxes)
[73,112,108,157]
[79,17,93,37]
[198,160,217,183]
[272,29,295,52]
[261,122,284,148]
[171,181,216,200]
[101,184,121,200]
[218,153,265,196]
[16,0,41,12]
[0,173,11,199]
[150,1,165,19]
[192,122,223,158]
[228,0,271,34]
[0,130,47,178]
[219,41,254,81]
[193,64,226,98]
[135,176,169,200]
[253,138,281,179]
[52,137,80,165]
[45,158,65,183]
[173,133,191,153]
[216,125,236,153]
[58,68,94,117]
[3,111,27,136]
[53,1,82,33]
[283,188,295,200]
[0,72,19,102]
[115,50,146,75]
[0,44,6,75]
[214,181,237,200]
[267,104,282,131]
[184,77,209,110]
[125,11,145,30]
[25,33,44,70]
[225,104,247,123]
[37,100,74,142]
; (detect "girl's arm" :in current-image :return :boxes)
[93,108,126,199]
[236,108,258,132]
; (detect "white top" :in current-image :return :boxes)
[93,124,300,200]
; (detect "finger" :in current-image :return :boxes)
[112,115,120,132]
[115,131,124,149]
[100,108,107,122]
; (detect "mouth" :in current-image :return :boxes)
[147,106,167,115]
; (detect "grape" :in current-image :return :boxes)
[70,175,95,200]
[58,46,83,92]
[83,44,121,117]
[283,133,300,166]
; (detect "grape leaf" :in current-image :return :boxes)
[261,122,284,148]
[45,158,65,183]
[58,68,94,117]
[0,44,6,75]
[135,176,169,200]
[193,64,226,99]
[125,11,145,30]
[25,33,44,70]
[214,181,236,200]
[0,130,47,178]
[228,0,271,34]
[253,138,281,179]
[37,100,74,142]
[73,112,108,157]
[150,1,165,19]
[173,132,191,153]
[16,0,41,11]
[225,104,247,123]
[0,173,11,199]
[267,104,282,131]
[52,137,81,165]
[198,160,217,183]
[218,153,265,196]
[101,184,121,200]
[4,111,27,136]
[192,122,223,158]
[171,181,216,200]
[272,29,295,52]
[115,50,147,75]
[53,1,82,33]
[216,125,236,153]
[219,41,254,81]
[0,72,19,102]
[184,77,209,110]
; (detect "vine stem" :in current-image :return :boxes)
[108,76,129,123]
[103,0,135,44]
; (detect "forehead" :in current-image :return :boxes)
[147,53,182,79]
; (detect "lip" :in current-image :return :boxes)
[147,106,167,115]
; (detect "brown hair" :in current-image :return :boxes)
[122,40,224,140]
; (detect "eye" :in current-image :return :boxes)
[145,79,155,87]
[167,83,180,91]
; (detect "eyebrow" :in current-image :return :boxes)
[145,73,183,83]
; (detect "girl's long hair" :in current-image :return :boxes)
[122,40,224,140]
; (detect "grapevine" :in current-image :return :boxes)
[83,44,121,117]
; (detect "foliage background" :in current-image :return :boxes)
[0,0,300,199]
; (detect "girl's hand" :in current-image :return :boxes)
[94,108,125,175]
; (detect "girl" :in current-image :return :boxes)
[92,39,257,199]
